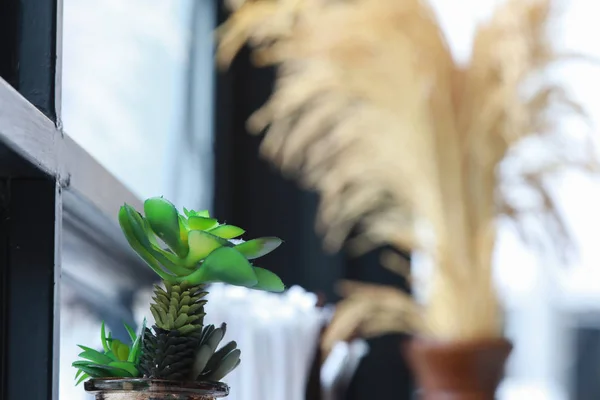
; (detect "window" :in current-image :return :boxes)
[0,1,216,399]
[428,0,600,398]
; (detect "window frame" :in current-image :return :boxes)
[0,0,161,399]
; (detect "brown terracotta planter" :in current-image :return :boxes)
[405,337,513,400]
[84,378,229,400]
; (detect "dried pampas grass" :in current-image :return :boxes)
[217,0,597,340]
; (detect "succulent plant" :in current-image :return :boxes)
[138,282,209,380]
[118,197,285,292]
[74,196,286,388]
[72,321,145,385]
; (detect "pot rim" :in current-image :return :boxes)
[84,378,229,397]
[406,336,513,352]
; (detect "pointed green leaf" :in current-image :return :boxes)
[188,216,219,231]
[183,207,191,217]
[72,361,133,378]
[75,372,90,386]
[208,225,245,239]
[176,247,257,287]
[128,318,146,363]
[85,363,133,378]
[144,197,188,257]
[77,346,113,365]
[234,237,282,260]
[100,321,109,352]
[251,267,285,292]
[183,230,231,267]
[105,350,118,361]
[73,365,110,379]
[72,360,95,368]
[108,361,139,377]
[194,210,210,218]
[124,323,136,343]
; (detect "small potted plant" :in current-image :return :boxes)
[72,197,285,399]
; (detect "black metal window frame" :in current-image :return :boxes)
[0,1,170,399]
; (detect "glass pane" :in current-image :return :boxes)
[59,283,99,400]
[59,220,155,399]
[61,0,215,208]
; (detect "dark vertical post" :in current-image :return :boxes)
[0,0,62,121]
[213,1,235,218]
[0,0,63,393]
[0,177,61,400]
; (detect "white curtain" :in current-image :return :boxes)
[203,285,327,400]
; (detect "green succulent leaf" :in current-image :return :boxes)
[110,339,130,361]
[234,237,282,260]
[119,205,174,282]
[128,318,146,363]
[208,225,245,239]
[75,372,89,386]
[144,197,188,257]
[202,349,241,381]
[200,325,215,345]
[188,216,219,231]
[100,321,110,352]
[203,341,238,375]
[118,344,130,361]
[74,362,134,378]
[143,240,196,276]
[108,361,139,377]
[179,214,190,244]
[184,208,210,218]
[124,323,137,343]
[121,204,192,278]
[119,197,285,290]
[176,247,258,286]
[77,346,113,365]
[184,230,231,267]
[251,267,285,292]
[72,364,110,379]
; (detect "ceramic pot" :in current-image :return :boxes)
[405,338,512,400]
[84,378,229,400]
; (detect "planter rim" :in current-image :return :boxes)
[84,378,229,397]
[408,336,513,350]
